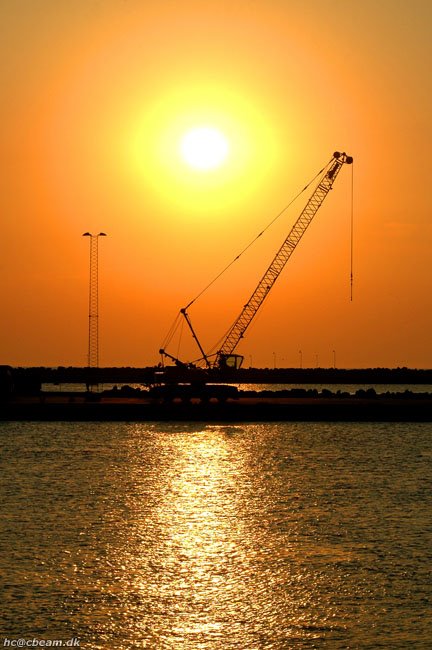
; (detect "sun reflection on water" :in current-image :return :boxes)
[128,427,260,644]
[114,424,342,648]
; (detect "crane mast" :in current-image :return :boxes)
[216,151,353,368]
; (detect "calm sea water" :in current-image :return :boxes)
[0,421,431,649]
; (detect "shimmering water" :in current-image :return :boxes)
[1,422,431,649]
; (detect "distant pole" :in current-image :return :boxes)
[82,232,107,368]
[273,351,276,369]
[333,349,336,368]
[299,350,302,369]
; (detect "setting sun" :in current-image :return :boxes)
[180,126,229,171]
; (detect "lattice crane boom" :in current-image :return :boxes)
[216,151,353,367]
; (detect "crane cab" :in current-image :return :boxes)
[217,353,244,370]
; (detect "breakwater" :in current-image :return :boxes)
[2,391,431,422]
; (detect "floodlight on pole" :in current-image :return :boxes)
[82,232,107,368]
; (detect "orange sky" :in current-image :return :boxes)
[1,0,431,369]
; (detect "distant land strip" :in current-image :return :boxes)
[4,365,432,388]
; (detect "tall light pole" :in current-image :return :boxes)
[82,232,106,368]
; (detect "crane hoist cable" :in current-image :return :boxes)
[350,161,355,302]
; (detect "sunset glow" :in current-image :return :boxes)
[1,1,431,368]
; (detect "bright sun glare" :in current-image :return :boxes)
[180,126,229,171]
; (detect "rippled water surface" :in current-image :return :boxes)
[1,421,431,648]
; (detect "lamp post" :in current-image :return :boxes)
[82,232,106,369]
